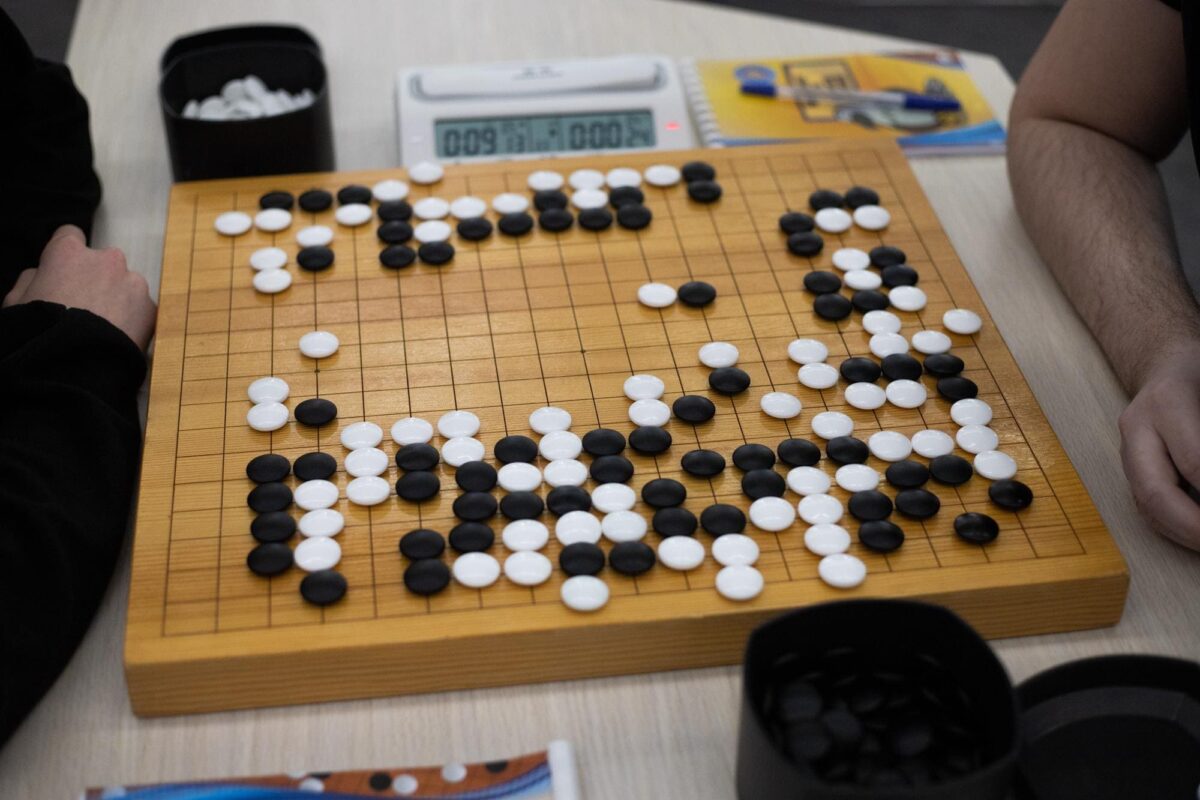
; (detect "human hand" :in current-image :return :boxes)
[1119,341,1200,552]
[2,225,156,350]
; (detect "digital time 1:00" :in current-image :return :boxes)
[435,110,656,158]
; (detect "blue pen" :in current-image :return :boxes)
[740,80,961,112]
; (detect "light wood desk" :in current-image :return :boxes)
[4,1,1196,797]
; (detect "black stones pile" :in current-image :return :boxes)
[682,160,722,204]
[395,443,441,501]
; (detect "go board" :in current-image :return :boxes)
[127,140,1128,716]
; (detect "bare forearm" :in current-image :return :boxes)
[1008,116,1200,392]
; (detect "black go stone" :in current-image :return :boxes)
[840,357,882,384]
[452,491,497,521]
[539,208,574,232]
[848,490,894,521]
[295,398,337,426]
[886,460,930,489]
[895,488,941,519]
[297,246,334,271]
[617,204,653,229]
[881,353,923,381]
[776,678,823,723]
[734,443,776,471]
[418,241,455,265]
[534,189,569,211]
[930,454,974,485]
[882,264,919,287]
[449,521,494,553]
[578,207,614,231]
[844,186,881,208]
[337,184,371,205]
[989,479,1034,511]
[653,507,698,537]
[821,707,865,749]
[456,217,493,241]
[369,771,391,791]
[404,559,450,595]
[678,280,717,307]
[938,376,979,401]
[859,520,905,553]
[379,244,416,268]
[500,491,544,520]
[814,293,852,321]
[547,485,592,516]
[642,478,687,508]
[494,435,538,464]
[259,190,294,210]
[590,455,634,483]
[924,353,965,378]
[609,540,656,575]
[294,451,337,480]
[788,231,824,257]
[809,189,844,210]
[582,428,626,456]
[560,542,606,576]
[709,366,751,395]
[300,569,347,606]
[803,270,842,294]
[378,199,413,221]
[298,188,333,212]
[629,425,672,454]
[827,436,869,465]
[377,220,413,244]
[609,186,645,208]
[785,721,833,763]
[687,180,722,203]
[778,438,821,467]
[251,511,295,543]
[743,469,786,499]
[673,395,716,423]
[396,471,440,501]
[399,528,445,560]
[247,482,292,513]
[681,161,716,182]
[779,211,816,234]
[852,289,890,313]
[246,453,290,483]
[682,449,726,477]
[888,718,934,759]
[396,442,439,471]
[955,512,999,544]
[498,212,534,236]
[869,245,907,268]
[700,503,746,535]
[247,542,293,576]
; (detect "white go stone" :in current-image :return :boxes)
[644,164,682,187]
[334,203,372,227]
[299,330,339,359]
[815,207,852,233]
[529,406,572,434]
[248,376,289,403]
[561,575,610,612]
[787,466,831,496]
[571,188,608,210]
[818,553,867,589]
[294,479,339,511]
[539,430,583,460]
[798,362,839,390]
[254,208,292,232]
[787,338,828,364]
[637,282,677,308]
[957,425,999,454]
[844,270,883,291]
[299,508,344,538]
[556,510,602,545]
[975,450,1018,480]
[836,464,880,492]
[246,401,288,432]
[442,436,485,466]
[885,379,928,409]
[296,224,333,247]
[340,421,383,450]
[294,536,341,572]
[951,398,993,426]
[214,210,252,236]
[805,524,851,556]
[911,429,956,458]
[889,285,928,312]
[414,220,452,243]
[347,475,390,506]
[845,382,886,410]
[345,447,388,477]
[761,392,802,419]
[912,330,952,355]
[712,533,759,566]
[592,483,636,513]
[868,431,912,461]
[544,459,589,488]
[391,417,433,445]
[437,410,480,438]
[527,170,564,191]
[699,341,739,368]
[606,167,642,188]
[812,411,854,439]
[498,462,542,492]
[250,246,288,270]
[862,309,902,335]
[869,332,909,358]
[943,308,983,335]
[492,192,529,214]
[831,248,871,271]
[253,268,293,294]
[408,160,444,184]
[601,510,647,542]
[504,551,552,586]
[413,197,450,220]
[569,168,605,190]
[853,204,891,230]
[749,496,796,532]
[658,536,706,570]
[623,374,665,400]
[799,493,843,525]
[372,178,409,202]
[629,398,671,426]
[452,552,501,588]
[502,519,549,551]
[449,195,487,219]
[716,564,764,601]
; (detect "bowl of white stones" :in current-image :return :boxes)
[158,24,335,181]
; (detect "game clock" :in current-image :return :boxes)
[435,110,655,158]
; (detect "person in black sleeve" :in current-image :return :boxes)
[0,9,156,744]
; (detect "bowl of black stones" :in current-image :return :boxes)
[736,600,1018,799]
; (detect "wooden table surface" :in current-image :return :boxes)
[4,1,1196,797]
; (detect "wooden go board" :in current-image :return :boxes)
[127,140,1128,716]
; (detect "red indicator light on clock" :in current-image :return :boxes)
[665,121,680,131]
